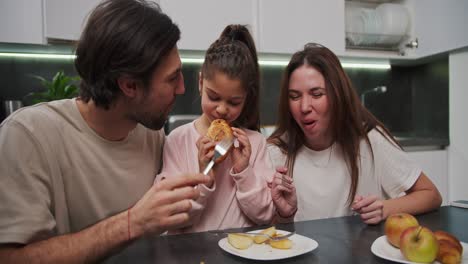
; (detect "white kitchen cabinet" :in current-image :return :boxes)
[159,0,257,51]
[343,0,468,59]
[448,49,468,202]
[44,0,100,41]
[406,149,448,205]
[0,0,44,44]
[44,0,160,42]
[402,0,468,58]
[258,0,345,54]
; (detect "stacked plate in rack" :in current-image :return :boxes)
[345,3,410,47]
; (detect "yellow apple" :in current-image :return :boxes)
[253,226,276,244]
[384,213,419,248]
[227,233,253,249]
[400,226,439,263]
[269,238,293,249]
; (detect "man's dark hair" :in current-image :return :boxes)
[75,0,181,109]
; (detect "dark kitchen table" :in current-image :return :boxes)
[105,206,467,264]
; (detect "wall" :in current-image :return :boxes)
[448,48,468,202]
[0,45,449,144]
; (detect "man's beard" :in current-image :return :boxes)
[128,106,167,130]
[131,110,167,130]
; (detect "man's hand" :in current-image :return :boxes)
[130,173,210,237]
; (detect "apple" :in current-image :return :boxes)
[253,226,276,244]
[269,238,293,249]
[436,239,462,264]
[228,233,253,249]
[400,226,439,263]
[384,213,419,248]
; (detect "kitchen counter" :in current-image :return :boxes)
[260,126,449,150]
[105,206,466,264]
[397,136,449,151]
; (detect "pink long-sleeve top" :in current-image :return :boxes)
[156,121,276,233]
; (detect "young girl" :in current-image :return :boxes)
[267,43,441,224]
[156,25,296,233]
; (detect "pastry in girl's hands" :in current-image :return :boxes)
[206,119,234,163]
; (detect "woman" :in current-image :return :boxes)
[267,43,441,224]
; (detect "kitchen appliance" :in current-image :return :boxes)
[3,100,23,116]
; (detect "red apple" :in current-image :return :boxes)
[400,226,439,263]
[384,213,419,248]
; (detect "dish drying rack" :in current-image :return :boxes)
[345,33,416,55]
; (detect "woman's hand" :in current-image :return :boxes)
[231,127,251,173]
[351,194,385,224]
[196,136,216,186]
[271,167,297,218]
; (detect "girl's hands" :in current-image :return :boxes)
[271,167,297,218]
[231,127,251,173]
[351,194,385,224]
[196,136,216,187]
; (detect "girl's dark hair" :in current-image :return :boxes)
[267,43,400,205]
[201,24,260,131]
[75,0,181,109]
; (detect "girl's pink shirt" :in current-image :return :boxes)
[155,121,275,233]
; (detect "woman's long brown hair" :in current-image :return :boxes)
[267,43,400,205]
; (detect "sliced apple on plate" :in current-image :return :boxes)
[228,233,254,249]
[253,226,276,244]
[269,237,293,249]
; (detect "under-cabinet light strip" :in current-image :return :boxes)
[0,52,391,70]
[0,52,76,59]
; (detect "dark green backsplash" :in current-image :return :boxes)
[0,46,448,141]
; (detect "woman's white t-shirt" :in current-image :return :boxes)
[267,129,421,222]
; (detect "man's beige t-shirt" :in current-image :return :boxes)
[0,99,164,244]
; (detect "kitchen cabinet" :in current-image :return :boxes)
[406,149,448,205]
[0,0,44,44]
[159,0,257,51]
[344,0,468,59]
[44,0,100,41]
[258,0,345,55]
[448,49,468,202]
[402,0,468,58]
[44,0,160,42]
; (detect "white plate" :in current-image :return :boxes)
[371,235,468,264]
[218,229,318,260]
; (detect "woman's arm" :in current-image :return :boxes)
[382,172,442,217]
[352,172,442,224]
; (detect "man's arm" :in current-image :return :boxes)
[0,174,210,263]
[0,210,129,263]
